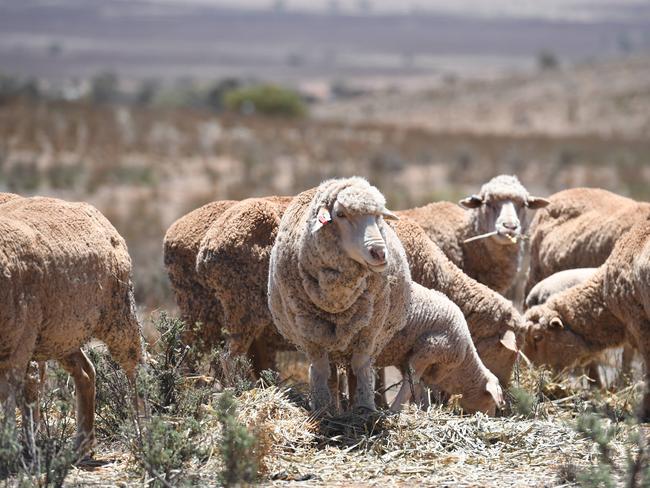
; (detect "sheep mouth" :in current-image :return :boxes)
[494,229,520,245]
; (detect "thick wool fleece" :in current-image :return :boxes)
[0,193,21,205]
[377,282,502,414]
[526,188,650,295]
[195,196,293,368]
[399,175,535,294]
[523,220,650,419]
[391,217,523,387]
[0,195,143,452]
[269,178,411,359]
[268,178,411,410]
[164,199,237,353]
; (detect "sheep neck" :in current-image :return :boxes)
[461,231,520,295]
[298,223,372,315]
[549,270,627,351]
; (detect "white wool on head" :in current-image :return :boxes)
[479,175,530,202]
[311,176,388,216]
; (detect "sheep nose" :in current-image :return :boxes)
[369,246,386,263]
[502,221,518,231]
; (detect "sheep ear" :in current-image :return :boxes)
[526,196,550,209]
[312,207,332,233]
[459,195,483,209]
[549,317,564,329]
[499,330,518,352]
[381,209,400,221]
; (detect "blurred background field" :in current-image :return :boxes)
[1,0,649,311]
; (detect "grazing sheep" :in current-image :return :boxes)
[377,282,504,415]
[400,175,549,295]
[268,177,410,412]
[523,220,650,420]
[0,196,144,454]
[525,188,650,295]
[525,268,598,308]
[391,217,522,387]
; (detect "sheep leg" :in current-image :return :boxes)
[346,364,357,406]
[375,368,388,408]
[350,353,376,412]
[60,349,96,456]
[390,358,428,412]
[621,344,635,380]
[328,363,341,413]
[21,361,46,445]
[309,353,332,412]
[585,360,605,389]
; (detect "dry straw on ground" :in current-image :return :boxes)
[61,361,645,487]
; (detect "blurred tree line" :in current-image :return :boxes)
[0,71,308,118]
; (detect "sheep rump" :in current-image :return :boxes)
[0,195,143,453]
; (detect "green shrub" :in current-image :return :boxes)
[224,84,307,117]
[216,391,259,486]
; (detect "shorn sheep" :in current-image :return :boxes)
[523,219,650,420]
[400,175,549,295]
[0,195,144,454]
[268,177,410,412]
[377,282,505,415]
[525,187,650,295]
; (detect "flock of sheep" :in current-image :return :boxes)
[1,174,649,461]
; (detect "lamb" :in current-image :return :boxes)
[525,188,650,295]
[0,196,144,454]
[391,217,523,387]
[377,282,504,415]
[525,267,597,308]
[268,177,410,412]
[400,175,549,295]
[523,219,650,420]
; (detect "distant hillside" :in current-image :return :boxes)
[315,55,650,139]
[1,0,649,83]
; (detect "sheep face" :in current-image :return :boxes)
[464,371,504,416]
[460,175,549,246]
[522,305,590,369]
[319,200,397,273]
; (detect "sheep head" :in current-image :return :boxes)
[460,175,549,246]
[312,179,398,273]
[522,304,590,370]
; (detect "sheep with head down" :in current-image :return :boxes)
[377,282,504,415]
[400,174,549,295]
[523,219,650,420]
[268,177,410,412]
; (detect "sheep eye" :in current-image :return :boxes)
[533,332,543,342]
[336,211,346,218]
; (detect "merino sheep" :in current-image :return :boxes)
[525,188,650,295]
[268,177,410,412]
[377,282,504,415]
[0,196,144,454]
[523,219,650,420]
[164,196,293,372]
[400,175,549,295]
[525,268,598,309]
[165,196,524,391]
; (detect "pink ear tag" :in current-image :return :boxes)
[312,207,333,233]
